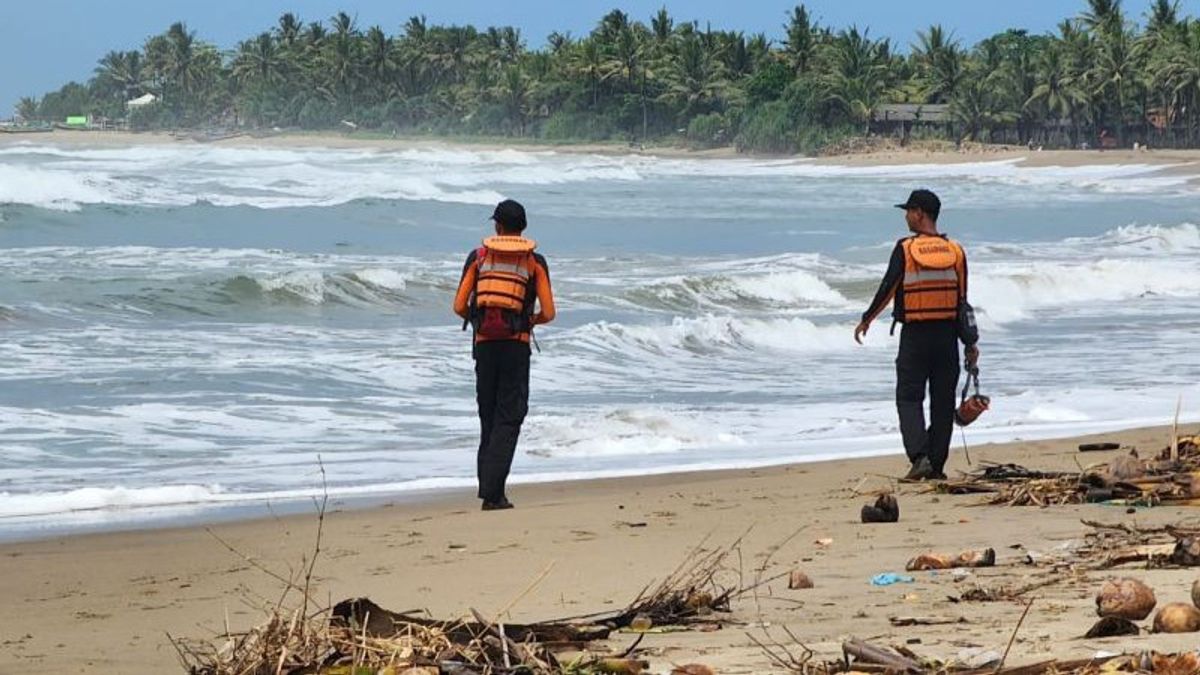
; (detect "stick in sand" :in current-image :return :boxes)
[995,597,1035,673]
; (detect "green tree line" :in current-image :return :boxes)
[19,1,1200,153]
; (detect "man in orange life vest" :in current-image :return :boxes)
[453,199,556,510]
[854,189,979,481]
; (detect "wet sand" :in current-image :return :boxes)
[3,423,1199,673]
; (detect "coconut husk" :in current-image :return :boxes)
[905,548,995,571]
[1095,577,1156,620]
[1154,602,1200,633]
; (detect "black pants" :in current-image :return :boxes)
[474,340,530,502]
[896,321,960,473]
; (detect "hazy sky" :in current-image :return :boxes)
[2,0,1196,118]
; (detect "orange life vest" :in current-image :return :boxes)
[471,236,537,338]
[900,234,966,322]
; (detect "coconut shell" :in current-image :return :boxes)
[906,553,954,571]
[1107,454,1143,480]
[1192,579,1200,609]
[1172,537,1200,566]
[1154,602,1200,633]
[955,548,996,568]
[1096,577,1157,620]
[788,570,814,589]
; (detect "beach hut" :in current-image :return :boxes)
[871,104,951,140]
[126,93,157,109]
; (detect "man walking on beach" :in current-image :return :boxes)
[854,189,979,481]
[454,199,556,510]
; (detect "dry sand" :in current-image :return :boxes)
[3,423,1200,673]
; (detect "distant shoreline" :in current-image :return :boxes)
[7,128,1200,173]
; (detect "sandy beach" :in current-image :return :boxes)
[4,423,1200,673]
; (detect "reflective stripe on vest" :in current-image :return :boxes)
[904,269,958,285]
[479,261,531,278]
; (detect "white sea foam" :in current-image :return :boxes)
[972,258,1200,323]
[569,315,867,355]
[2,143,1195,212]
[525,408,745,459]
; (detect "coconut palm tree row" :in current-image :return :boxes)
[24,1,1200,152]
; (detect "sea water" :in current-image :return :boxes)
[1,142,1198,539]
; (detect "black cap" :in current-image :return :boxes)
[491,199,527,232]
[895,189,940,220]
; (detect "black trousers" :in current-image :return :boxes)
[895,321,960,473]
[474,340,531,502]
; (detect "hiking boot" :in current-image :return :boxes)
[903,457,933,481]
[481,498,514,511]
[929,470,948,481]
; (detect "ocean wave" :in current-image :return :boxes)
[977,223,1200,259]
[622,268,851,312]
[524,407,745,459]
[973,258,1200,323]
[4,143,1195,214]
[567,315,863,356]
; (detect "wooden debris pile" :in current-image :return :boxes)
[936,435,1200,507]
[173,537,744,674]
[759,636,1200,675]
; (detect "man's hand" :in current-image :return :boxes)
[965,344,980,367]
[854,320,870,345]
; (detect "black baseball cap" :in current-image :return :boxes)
[895,189,941,220]
[491,199,527,232]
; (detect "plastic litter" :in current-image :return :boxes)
[870,573,915,586]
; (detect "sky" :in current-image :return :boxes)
[3,0,1198,118]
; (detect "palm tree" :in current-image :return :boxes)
[495,64,531,135]
[651,7,673,44]
[232,33,283,87]
[783,5,818,75]
[913,25,963,103]
[16,96,39,120]
[661,31,727,119]
[94,50,146,105]
[276,13,303,48]
[1026,43,1089,145]
[820,27,893,132]
[951,66,1017,141]
[571,38,605,107]
[1082,0,1124,36]
[362,26,396,101]
[322,12,361,106]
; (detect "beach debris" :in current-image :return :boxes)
[860,494,900,523]
[935,434,1200,508]
[1095,577,1157,620]
[905,548,995,571]
[1083,616,1140,638]
[1191,578,1200,608]
[842,637,923,673]
[814,537,833,547]
[1079,442,1121,452]
[888,615,968,627]
[788,570,814,589]
[594,657,651,674]
[870,573,915,586]
[1153,602,1200,633]
[954,647,1002,669]
[670,665,716,675]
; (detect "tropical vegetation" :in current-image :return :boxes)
[19,1,1200,153]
